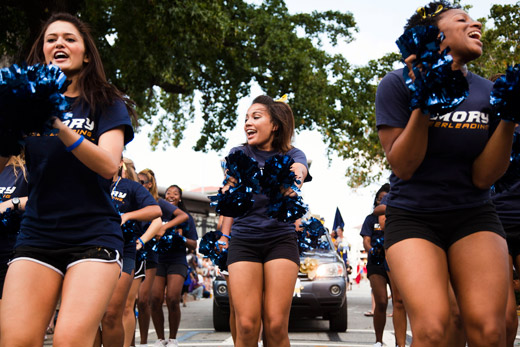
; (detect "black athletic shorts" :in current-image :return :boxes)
[156,263,188,278]
[10,245,121,276]
[385,202,505,252]
[227,233,300,266]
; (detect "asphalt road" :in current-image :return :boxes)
[43,279,520,346]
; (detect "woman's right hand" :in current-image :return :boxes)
[217,235,229,252]
[220,175,237,194]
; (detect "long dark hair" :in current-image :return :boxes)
[166,184,188,213]
[404,1,461,32]
[26,12,136,121]
[249,95,295,153]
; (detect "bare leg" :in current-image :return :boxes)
[368,274,388,344]
[387,271,406,347]
[101,270,133,347]
[124,278,142,347]
[262,259,298,347]
[448,232,509,347]
[165,273,185,339]
[137,267,156,344]
[150,274,166,340]
[1,260,62,346]
[228,261,263,347]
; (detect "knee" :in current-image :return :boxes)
[236,317,260,338]
[102,309,120,329]
[150,296,163,311]
[412,321,449,345]
[466,320,504,346]
[166,295,180,309]
[264,317,288,340]
[374,296,388,311]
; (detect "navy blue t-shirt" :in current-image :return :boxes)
[159,211,198,265]
[376,69,493,212]
[0,166,28,263]
[360,214,384,265]
[230,145,311,239]
[17,98,134,254]
[492,128,520,225]
[111,178,158,260]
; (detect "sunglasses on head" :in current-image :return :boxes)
[140,180,149,185]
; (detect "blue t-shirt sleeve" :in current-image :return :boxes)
[287,147,312,182]
[158,199,177,222]
[359,215,375,237]
[376,69,411,129]
[134,183,159,209]
[96,99,134,145]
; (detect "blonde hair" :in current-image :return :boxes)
[122,157,138,182]
[139,168,158,201]
[7,154,27,182]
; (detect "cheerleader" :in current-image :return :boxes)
[97,157,161,347]
[150,184,197,347]
[376,2,514,345]
[0,155,27,331]
[0,13,134,346]
[219,95,310,347]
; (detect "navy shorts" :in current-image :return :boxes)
[122,256,136,275]
[10,246,121,276]
[227,233,300,266]
[385,203,505,252]
[134,258,146,279]
[156,263,188,278]
[367,263,390,283]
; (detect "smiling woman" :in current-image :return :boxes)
[0,12,135,347]
[375,1,515,346]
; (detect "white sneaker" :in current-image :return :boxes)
[166,339,179,347]
[373,343,383,347]
[153,340,166,347]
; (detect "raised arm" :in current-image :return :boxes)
[121,205,162,224]
[54,118,124,179]
[472,121,516,189]
[378,109,430,180]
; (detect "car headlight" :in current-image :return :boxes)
[216,284,228,295]
[316,263,344,278]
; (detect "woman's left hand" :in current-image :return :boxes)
[0,200,13,214]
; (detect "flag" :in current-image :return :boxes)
[332,207,344,231]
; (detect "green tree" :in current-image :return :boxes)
[469,2,520,78]
[1,0,398,186]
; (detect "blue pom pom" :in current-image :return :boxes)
[210,150,261,217]
[0,208,22,235]
[262,155,308,222]
[152,225,187,254]
[198,230,228,271]
[369,237,385,265]
[490,64,520,122]
[0,63,71,156]
[296,217,327,254]
[396,26,469,115]
[121,220,138,243]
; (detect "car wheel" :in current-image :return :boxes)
[213,299,230,331]
[329,296,348,332]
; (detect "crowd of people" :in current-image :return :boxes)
[1,0,520,346]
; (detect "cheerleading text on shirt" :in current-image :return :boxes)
[0,186,16,200]
[111,190,127,203]
[428,111,489,130]
[63,118,95,140]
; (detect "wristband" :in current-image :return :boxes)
[182,236,187,243]
[217,241,227,246]
[222,234,231,240]
[138,237,145,247]
[66,135,85,152]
